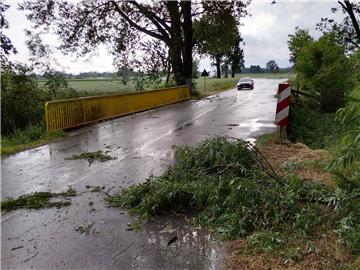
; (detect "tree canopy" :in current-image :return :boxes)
[0,3,17,64]
[316,0,360,52]
[293,33,354,112]
[193,2,246,78]
[266,60,279,73]
[287,27,314,63]
[20,0,249,85]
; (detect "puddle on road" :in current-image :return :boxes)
[133,215,223,270]
[225,118,276,134]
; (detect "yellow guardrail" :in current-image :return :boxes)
[45,85,190,131]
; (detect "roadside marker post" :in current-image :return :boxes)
[275,83,291,140]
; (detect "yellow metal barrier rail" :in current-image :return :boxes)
[45,85,190,131]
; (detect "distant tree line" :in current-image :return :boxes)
[36,71,117,80]
[242,65,293,74]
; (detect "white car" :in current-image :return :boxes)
[237,77,254,90]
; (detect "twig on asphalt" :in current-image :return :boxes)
[22,251,39,263]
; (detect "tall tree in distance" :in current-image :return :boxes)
[228,34,245,78]
[193,1,248,78]
[266,60,279,73]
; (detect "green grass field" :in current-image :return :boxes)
[39,72,293,96]
[38,79,137,93]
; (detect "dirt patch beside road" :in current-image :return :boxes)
[260,139,335,187]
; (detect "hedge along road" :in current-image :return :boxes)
[1,78,285,270]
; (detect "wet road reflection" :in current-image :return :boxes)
[1,78,285,269]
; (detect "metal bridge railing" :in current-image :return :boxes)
[45,85,190,131]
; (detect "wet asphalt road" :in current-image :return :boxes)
[1,79,284,270]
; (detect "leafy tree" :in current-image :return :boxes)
[227,34,244,77]
[193,2,247,78]
[221,36,244,78]
[294,34,354,112]
[1,64,43,135]
[316,0,360,52]
[19,1,192,85]
[287,27,314,63]
[0,3,17,64]
[20,1,249,85]
[266,60,279,73]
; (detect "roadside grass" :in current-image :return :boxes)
[194,77,239,96]
[106,136,360,269]
[1,186,76,212]
[1,125,65,156]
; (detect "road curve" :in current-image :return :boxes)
[1,78,284,270]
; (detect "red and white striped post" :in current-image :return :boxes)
[275,83,291,139]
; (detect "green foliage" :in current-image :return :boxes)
[332,188,360,254]
[43,70,69,97]
[243,230,285,254]
[1,64,82,136]
[288,103,345,149]
[1,186,76,212]
[1,125,64,156]
[194,5,242,78]
[334,85,360,167]
[1,64,44,135]
[107,138,334,240]
[287,27,313,63]
[107,137,360,253]
[292,33,354,112]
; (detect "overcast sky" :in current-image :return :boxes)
[3,0,346,74]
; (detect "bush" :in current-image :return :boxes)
[1,64,43,135]
[1,64,81,136]
[288,102,345,149]
[294,34,354,112]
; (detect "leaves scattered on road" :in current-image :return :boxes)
[75,222,95,235]
[65,150,117,166]
[1,186,76,212]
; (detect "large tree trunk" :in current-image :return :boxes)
[231,68,235,78]
[181,1,192,82]
[215,56,221,78]
[166,1,185,85]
